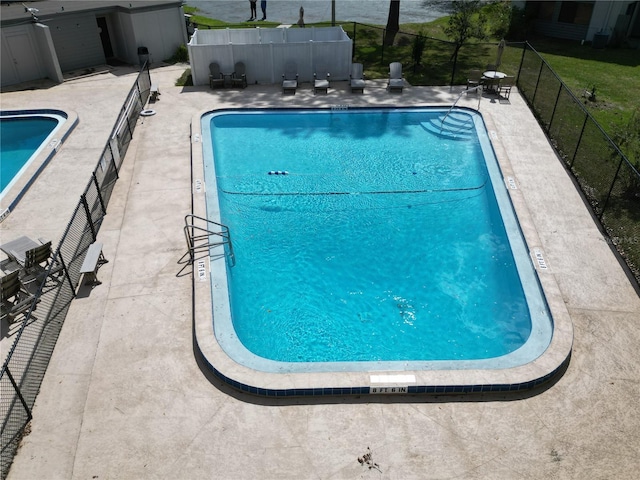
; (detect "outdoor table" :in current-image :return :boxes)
[0,236,41,266]
[482,70,507,79]
[482,71,507,93]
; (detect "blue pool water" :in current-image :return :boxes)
[203,108,552,371]
[0,114,61,193]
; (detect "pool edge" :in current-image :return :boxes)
[190,107,574,398]
[0,109,79,222]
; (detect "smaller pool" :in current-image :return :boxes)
[0,110,77,220]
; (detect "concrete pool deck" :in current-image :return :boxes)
[2,63,640,479]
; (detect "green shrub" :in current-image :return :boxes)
[167,44,189,64]
[175,68,193,86]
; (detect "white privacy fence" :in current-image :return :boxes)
[188,27,353,86]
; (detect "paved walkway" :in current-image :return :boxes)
[3,64,640,479]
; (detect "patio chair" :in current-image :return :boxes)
[466,69,483,92]
[349,63,366,94]
[23,241,52,271]
[1,270,37,324]
[498,75,515,100]
[313,64,330,95]
[282,61,298,94]
[0,257,20,275]
[231,61,247,89]
[20,241,64,288]
[485,63,497,72]
[209,62,224,89]
[387,62,404,93]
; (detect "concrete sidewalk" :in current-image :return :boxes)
[3,63,640,479]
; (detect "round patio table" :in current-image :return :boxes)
[482,70,507,79]
[482,71,507,94]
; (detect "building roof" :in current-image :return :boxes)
[1,0,183,26]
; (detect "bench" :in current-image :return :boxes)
[150,84,160,102]
[80,242,108,286]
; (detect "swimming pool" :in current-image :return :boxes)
[0,110,77,221]
[200,107,554,377]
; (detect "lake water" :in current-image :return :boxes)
[185,0,451,26]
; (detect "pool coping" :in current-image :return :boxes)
[190,106,574,397]
[0,108,79,223]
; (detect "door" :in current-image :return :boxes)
[5,32,41,83]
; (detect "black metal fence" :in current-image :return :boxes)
[346,22,460,84]
[517,42,640,284]
[0,63,151,477]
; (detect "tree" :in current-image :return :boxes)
[411,33,427,73]
[384,0,400,46]
[444,0,487,61]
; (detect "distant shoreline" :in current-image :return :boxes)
[184,1,450,26]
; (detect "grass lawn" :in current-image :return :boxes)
[526,36,640,133]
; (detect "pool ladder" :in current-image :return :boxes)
[179,214,235,273]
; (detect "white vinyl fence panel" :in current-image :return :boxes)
[188,27,353,86]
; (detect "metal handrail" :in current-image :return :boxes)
[440,85,483,134]
[183,214,234,265]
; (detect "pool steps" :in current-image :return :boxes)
[421,112,475,140]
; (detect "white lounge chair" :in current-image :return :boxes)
[387,62,404,93]
[313,64,330,95]
[349,63,366,94]
[282,61,298,94]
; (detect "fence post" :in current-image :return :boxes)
[450,48,458,87]
[54,250,76,295]
[81,194,98,242]
[92,172,107,215]
[599,156,625,220]
[5,366,32,422]
[136,80,144,107]
[517,42,528,84]
[532,59,545,107]
[125,115,133,144]
[570,114,589,168]
[548,83,563,132]
[107,142,120,178]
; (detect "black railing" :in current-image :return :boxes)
[517,42,639,285]
[0,62,152,477]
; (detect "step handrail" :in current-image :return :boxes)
[440,85,483,134]
[183,214,235,266]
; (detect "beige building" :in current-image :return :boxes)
[1,0,187,87]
